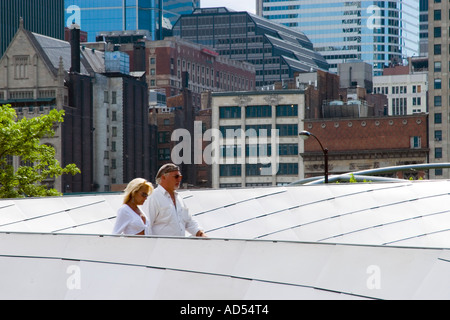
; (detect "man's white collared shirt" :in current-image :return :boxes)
[144,185,200,237]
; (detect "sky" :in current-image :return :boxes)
[200,0,256,14]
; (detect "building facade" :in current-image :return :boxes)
[0,0,65,57]
[428,0,450,178]
[210,90,305,188]
[373,65,428,116]
[173,7,329,88]
[303,115,429,180]
[256,0,420,75]
[0,23,153,193]
[0,21,67,192]
[119,36,256,111]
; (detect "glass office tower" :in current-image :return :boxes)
[173,8,329,88]
[0,0,65,56]
[65,0,163,41]
[256,0,420,75]
[163,0,200,26]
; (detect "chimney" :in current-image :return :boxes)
[133,41,146,72]
[69,23,81,74]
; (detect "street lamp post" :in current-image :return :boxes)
[299,130,329,184]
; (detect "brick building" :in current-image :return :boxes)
[303,114,429,180]
[118,36,256,111]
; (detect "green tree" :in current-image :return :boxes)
[0,104,80,198]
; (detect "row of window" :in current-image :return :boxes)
[373,85,423,95]
[158,144,299,162]
[219,105,298,119]
[150,56,253,91]
[219,163,299,177]
[433,0,448,112]
[221,144,299,157]
[219,124,298,137]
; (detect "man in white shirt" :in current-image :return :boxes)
[144,164,207,237]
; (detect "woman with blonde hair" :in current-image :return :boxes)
[113,178,153,235]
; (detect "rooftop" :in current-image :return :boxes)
[2,178,450,299]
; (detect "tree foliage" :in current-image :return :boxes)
[0,104,80,198]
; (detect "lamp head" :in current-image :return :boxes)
[299,130,312,140]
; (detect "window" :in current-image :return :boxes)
[435,113,442,124]
[246,125,272,137]
[220,164,241,177]
[435,9,442,20]
[220,126,243,138]
[410,136,421,149]
[276,124,298,136]
[219,106,241,119]
[435,44,441,55]
[222,145,242,158]
[435,61,442,72]
[9,91,33,100]
[158,148,171,161]
[276,105,298,117]
[434,27,442,38]
[434,96,442,106]
[277,163,299,175]
[434,78,442,89]
[246,164,272,176]
[435,130,443,141]
[14,56,29,79]
[279,144,299,156]
[246,105,272,118]
[158,132,171,143]
[246,144,270,157]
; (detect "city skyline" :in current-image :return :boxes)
[0,0,438,191]
[256,0,420,76]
